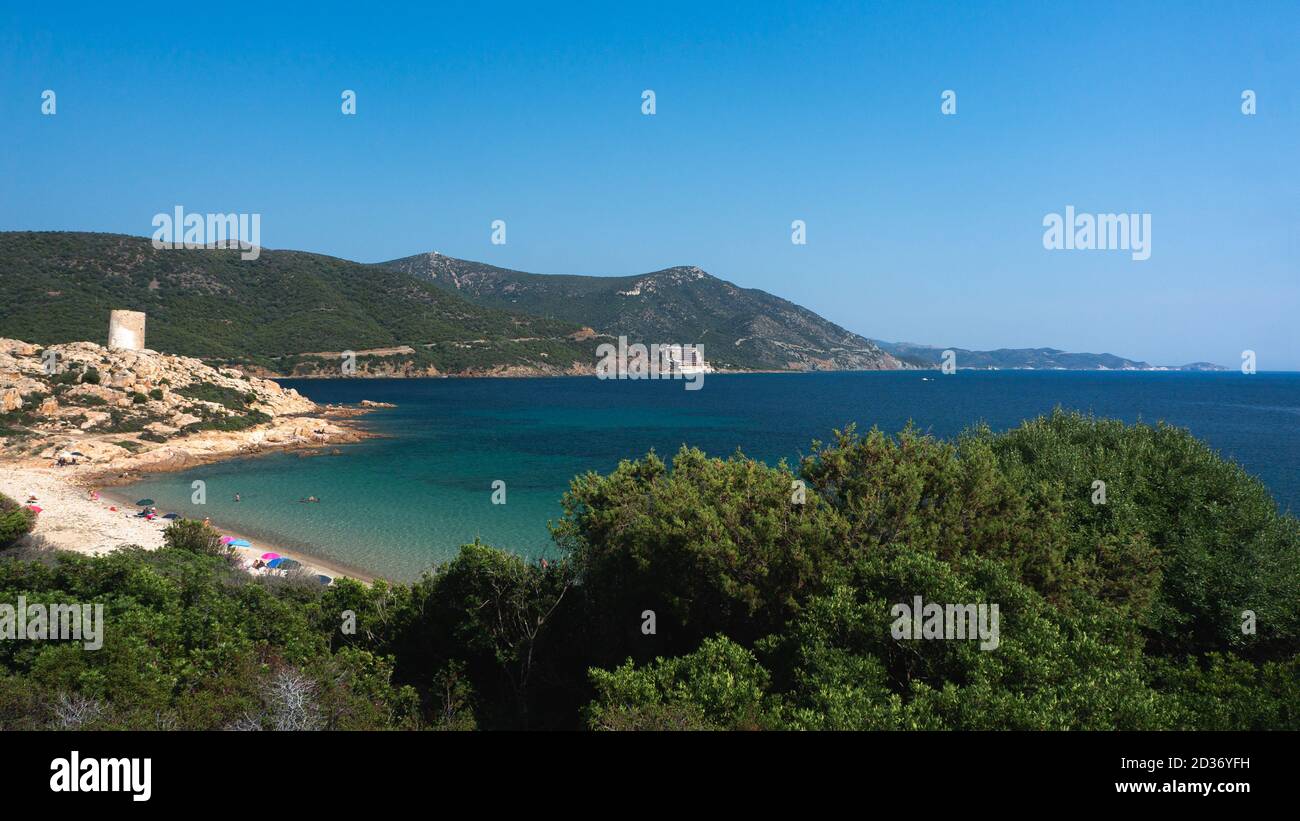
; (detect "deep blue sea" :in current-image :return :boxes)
[120,372,1300,580]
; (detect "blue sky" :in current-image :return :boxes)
[2,1,1297,367]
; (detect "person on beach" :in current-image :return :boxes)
[234,493,241,502]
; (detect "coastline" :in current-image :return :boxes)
[0,405,388,583]
[96,484,377,583]
[1,464,377,584]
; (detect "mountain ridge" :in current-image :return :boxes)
[381,252,906,371]
[0,232,1223,375]
[383,250,1223,372]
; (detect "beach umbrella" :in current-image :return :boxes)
[266,558,285,568]
[315,575,333,586]
[260,552,280,560]
[25,505,42,514]
[136,498,155,506]
[162,513,179,519]
[220,536,235,544]
[278,559,303,570]
[228,538,252,547]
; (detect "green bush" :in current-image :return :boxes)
[0,546,419,730]
[0,492,36,550]
[181,410,270,434]
[1,413,1296,731]
[576,414,1300,731]
[162,519,227,557]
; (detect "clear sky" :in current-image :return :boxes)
[2,1,1296,367]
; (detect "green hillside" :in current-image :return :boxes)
[0,232,596,374]
[382,252,904,371]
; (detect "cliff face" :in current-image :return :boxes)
[0,338,362,470]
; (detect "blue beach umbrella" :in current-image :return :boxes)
[228,538,252,547]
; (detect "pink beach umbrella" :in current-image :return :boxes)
[261,552,280,560]
[220,536,235,544]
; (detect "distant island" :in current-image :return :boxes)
[870,340,1226,371]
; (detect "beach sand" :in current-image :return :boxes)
[1,465,372,583]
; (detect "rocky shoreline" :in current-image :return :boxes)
[0,337,380,472]
[0,337,391,580]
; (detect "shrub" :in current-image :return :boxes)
[0,492,37,549]
[182,410,271,434]
[177,383,252,411]
[163,519,227,557]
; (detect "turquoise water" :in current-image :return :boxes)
[120,371,1300,580]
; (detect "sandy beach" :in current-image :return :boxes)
[1,465,373,583]
[0,336,392,582]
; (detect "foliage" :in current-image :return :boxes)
[162,519,228,557]
[0,492,37,550]
[1,411,1296,730]
[0,547,418,730]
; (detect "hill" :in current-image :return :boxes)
[381,252,906,371]
[0,232,597,376]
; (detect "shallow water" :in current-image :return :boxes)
[120,371,1300,581]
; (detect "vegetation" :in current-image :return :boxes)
[181,409,271,434]
[176,382,256,410]
[163,519,229,558]
[1,412,1296,730]
[0,493,36,550]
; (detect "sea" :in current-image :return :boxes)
[119,371,1300,581]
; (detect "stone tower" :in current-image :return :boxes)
[108,310,146,351]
